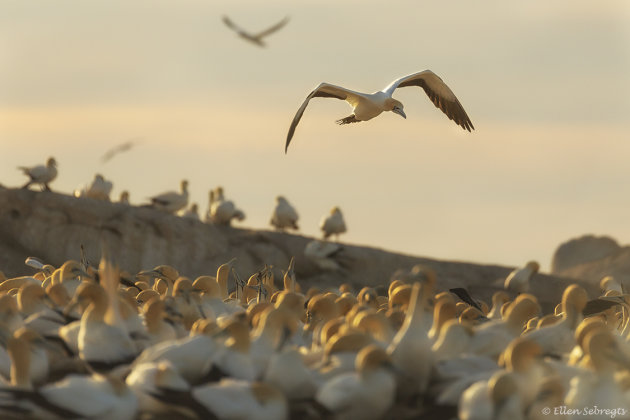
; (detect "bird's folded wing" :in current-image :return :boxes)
[385,70,474,132]
[285,83,359,152]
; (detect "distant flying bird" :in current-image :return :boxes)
[101,138,140,163]
[285,70,474,153]
[222,15,289,47]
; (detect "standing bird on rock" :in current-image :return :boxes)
[270,196,299,231]
[222,16,289,48]
[320,207,346,241]
[285,70,474,152]
[18,157,57,191]
[208,187,245,226]
[504,261,539,294]
[148,180,189,214]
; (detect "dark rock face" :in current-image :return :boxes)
[0,186,595,312]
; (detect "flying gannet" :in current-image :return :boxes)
[285,70,474,152]
[222,16,289,48]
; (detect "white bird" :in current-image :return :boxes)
[387,282,434,398]
[565,328,630,417]
[18,157,58,191]
[316,345,397,420]
[285,70,474,152]
[304,240,344,271]
[180,203,200,221]
[504,261,539,294]
[459,370,524,420]
[222,16,289,48]
[74,173,113,201]
[523,284,587,357]
[208,187,245,226]
[320,207,347,240]
[270,196,299,231]
[148,180,189,214]
[0,373,138,420]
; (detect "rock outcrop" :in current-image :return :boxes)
[551,234,621,274]
[0,186,595,311]
[552,234,630,289]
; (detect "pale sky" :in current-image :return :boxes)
[1,0,629,271]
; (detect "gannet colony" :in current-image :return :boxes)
[2,10,626,420]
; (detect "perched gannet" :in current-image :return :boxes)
[208,187,246,226]
[66,282,137,370]
[304,240,344,271]
[52,259,90,298]
[74,174,113,201]
[222,15,289,47]
[316,345,396,420]
[18,284,67,335]
[320,207,347,241]
[459,370,524,420]
[285,70,474,152]
[387,282,433,398]
[504,261,539,294]
[180,203,200,220]
[119,190,130,204]
[148,180,189,214]
[134,330,220,384]
[524,284,588,357]
[600,275,623,294]
[0,373,138,419]
[468,294,540,359]
[264,346,317,400]
[18,157,57,191]
[141,298,177,346]
[487,291,510,320]
[565,328,630,417]
[250,307,297,378]
[0,328,49,387]
[0,295,24,333]
[270,196,299,231]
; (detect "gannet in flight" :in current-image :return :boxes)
[285,70,474,152]
[101,138,140,163]
[222,16,289,48]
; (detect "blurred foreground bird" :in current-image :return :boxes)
[285,70,474,152]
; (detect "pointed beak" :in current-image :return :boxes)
[393,107,406,119]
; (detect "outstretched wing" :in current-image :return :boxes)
[222,16,247,36]
[254,16,289,39]
[384,70,474,132]
[285,83,363,153]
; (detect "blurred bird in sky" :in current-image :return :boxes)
[222,15,289,48]
[101,138,141,163]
